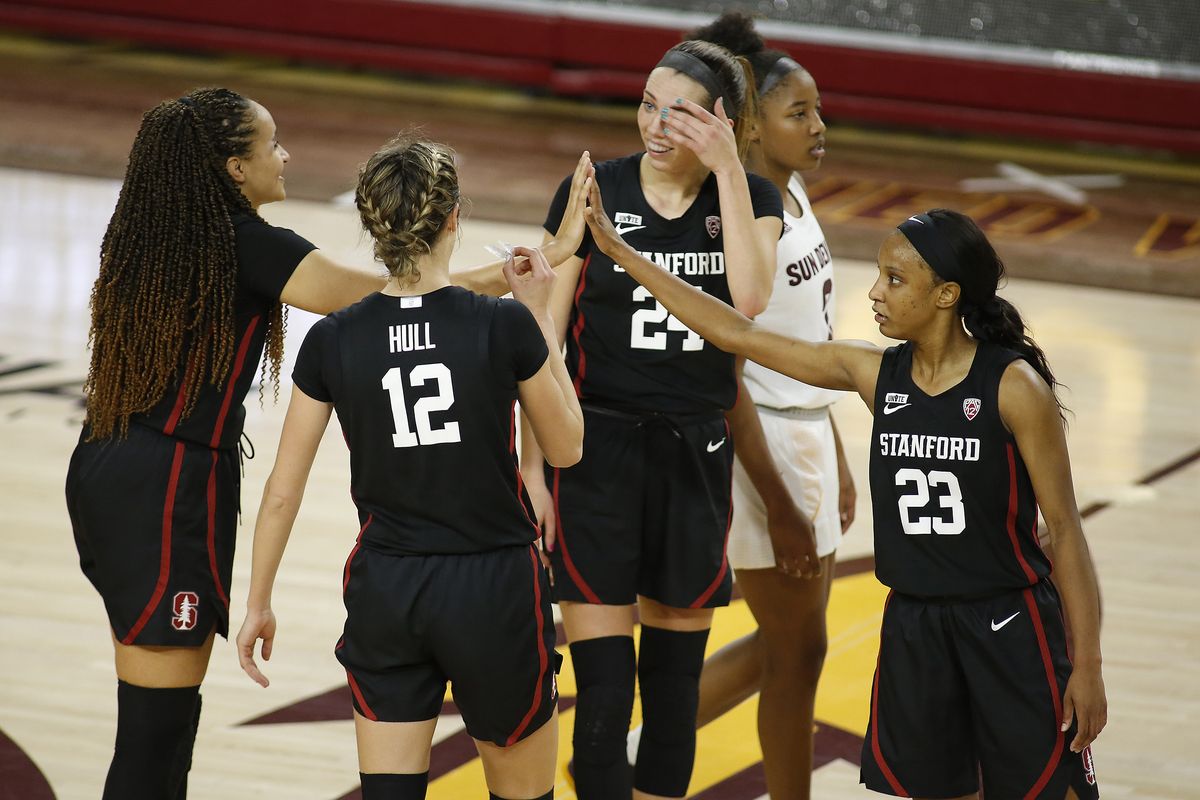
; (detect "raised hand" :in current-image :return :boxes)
[504,246,556,317]
[662,96,741,176]
[544,152,594,266]
[583,176,632,260]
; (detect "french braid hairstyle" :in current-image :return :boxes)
[83,87,287,440]
[689,11,801,99]
[355,133,460,286]
[927,208,1068,418]
[664,40,761,162]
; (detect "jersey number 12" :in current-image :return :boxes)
[382,363,461,447]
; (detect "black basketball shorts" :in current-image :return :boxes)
[861,579,1100,799]
[65,424,239,647]
[547,405,734,609]
[336,541,559,747]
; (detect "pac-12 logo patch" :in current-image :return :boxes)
[171,591,199,631]
[706,215,721,238]
[963,397,982,421]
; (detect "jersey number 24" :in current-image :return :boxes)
[631,286,703,352]
[382,364,461,447]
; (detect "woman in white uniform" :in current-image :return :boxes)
[682,14,856,799]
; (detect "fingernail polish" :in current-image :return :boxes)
[662,126,670,135]
[660,108,668,118]
[675,97,682,104]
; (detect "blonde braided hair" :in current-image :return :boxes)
[355,133,460,285]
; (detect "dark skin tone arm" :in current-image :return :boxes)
[583,179,882,403]
[728,360,821,579]
[999,361,1106,752]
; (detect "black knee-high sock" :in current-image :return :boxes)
[170,692,202,799]
[360,771,428,799]
[633,626,710,797]
[569,636,636,800]
[102,681,201,800]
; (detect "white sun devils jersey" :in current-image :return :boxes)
[545,154,783,414]
[870,342,1052,597]
[742,175,842,410]
[292,287,548,555]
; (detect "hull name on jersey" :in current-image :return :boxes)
[388,323,437,353]
[878,432,981,461]
[785,241,831,285]
[620,250,725,276]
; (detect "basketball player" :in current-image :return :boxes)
[65,88,591,799]
[663,13,857,798]
[582,196,1106,799]
[236,134,583,800]
[522,40,782,799]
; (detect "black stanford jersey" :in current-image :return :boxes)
[130,213,315,450]
[869,342,1052,598]
[545,154,782,414]
[292,287,548,555]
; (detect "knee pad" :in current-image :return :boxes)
[633,626,710,797]
[360,771,428,800]
[103,681,201,800]
[569,637,635,798]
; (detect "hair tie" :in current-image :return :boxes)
[760,55,802,95]
[655,49,730,117]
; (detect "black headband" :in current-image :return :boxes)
[760,55,802,95]
[897,213,960,283]
[655,50,730,116]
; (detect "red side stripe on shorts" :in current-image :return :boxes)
[345,669,378,721]
[869,592,909,797]
[206,452,229,609]
[551,467,601,604]
[690,419,733,609]
[569,254,591,395]
[506,545,550,746]
[209,315,260,448]
[122,441,186,644]
[510,404,540,536]
[342,514,373,594]
[1005,443,1039,583]
[1021,586,1066,799]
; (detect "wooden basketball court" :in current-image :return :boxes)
[0,35,1197,800]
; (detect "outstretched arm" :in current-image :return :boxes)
[1000,361,1106,753]
[583,180,881,405]
[236,386,332,687]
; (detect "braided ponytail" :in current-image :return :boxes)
[356,133,460,285]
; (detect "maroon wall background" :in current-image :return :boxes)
[2,0,1197,153]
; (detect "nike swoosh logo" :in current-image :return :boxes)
[706,438,726,453]
[614,223,646,236]
[882,403,910,415]
[991,612,1020,631]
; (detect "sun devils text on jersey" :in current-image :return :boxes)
[545,154,782,414]
[292,287,548,555]
[870,341,1052,597]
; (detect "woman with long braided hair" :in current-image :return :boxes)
[236,134,583,800]
[66,89,590,799]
